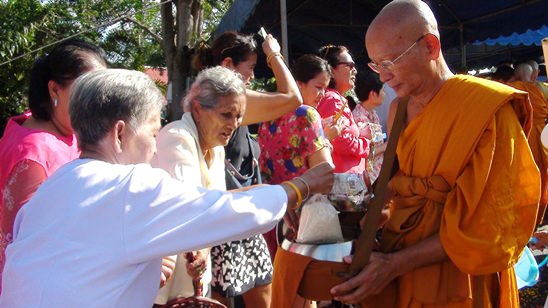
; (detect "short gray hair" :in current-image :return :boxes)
[69,69,165,148]
[183,66,246,112]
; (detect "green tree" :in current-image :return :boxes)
[0,0,164,133]
[0,0,233,132]
[160,0,237,121]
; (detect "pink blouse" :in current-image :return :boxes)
[0,112,79,288]
[316,89,369,174]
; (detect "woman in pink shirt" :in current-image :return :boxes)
[316,45,371,175]
[0,40,107,286]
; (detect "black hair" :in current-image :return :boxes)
[28,39,107,121]
[491,65,515,83]
[346,95,358,111]
[291,54,331,83]
[354,69,383,102]
[317,45,350,89]
[193,31,258,71]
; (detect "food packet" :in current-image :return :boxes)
[328,173,370,212]
[296,194,344,244]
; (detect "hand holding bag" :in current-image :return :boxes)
[163,253,226,308]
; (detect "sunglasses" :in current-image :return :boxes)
[336,61,356,69]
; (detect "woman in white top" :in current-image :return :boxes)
[0,68,333,308]
[152,67,247,303]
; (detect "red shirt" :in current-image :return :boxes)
[316,89,369,174]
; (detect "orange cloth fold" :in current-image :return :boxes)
[367,75,540,307]
[270,248,314,308]
[510,81,548,225]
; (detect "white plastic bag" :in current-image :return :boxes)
[296,194,344,244]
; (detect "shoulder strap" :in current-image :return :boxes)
[348,97,409,275]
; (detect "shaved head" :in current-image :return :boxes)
[364,0,453,99]
[515,62,534,82]
[527,60,540,81]
[367,0,439,46]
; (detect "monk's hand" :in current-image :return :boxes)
[185,249,209,279]
[160,255,177,288]
[330,252,399,304]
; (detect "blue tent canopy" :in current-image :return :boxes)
[473,26,548,46]
[216,0,548,72]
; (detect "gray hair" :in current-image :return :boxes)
[69,69,165,148]
[183,66,246,112]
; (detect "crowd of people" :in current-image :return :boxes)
[0,0,547,307]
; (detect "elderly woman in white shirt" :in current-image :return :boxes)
[152,67,248,304]
[0,68,333,308]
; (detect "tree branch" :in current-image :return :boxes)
[123,16,163,45]
[161,0,176,78]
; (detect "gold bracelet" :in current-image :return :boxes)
[283,180,302,210]
[266,51,284,68]
[294,177,310,201]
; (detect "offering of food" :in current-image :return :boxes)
[328,173,371,212]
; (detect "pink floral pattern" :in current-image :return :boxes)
[258,106,326,185]
[352,105,384,182]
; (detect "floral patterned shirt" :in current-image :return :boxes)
[258,105,326,184]
[352,104,385,182]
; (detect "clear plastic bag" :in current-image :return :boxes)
[297,194,344,244]
[328,173,370,212]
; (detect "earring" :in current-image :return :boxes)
[53,98,58,108]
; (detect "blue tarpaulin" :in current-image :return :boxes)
[216,0,548,71]
[474,26,548,46]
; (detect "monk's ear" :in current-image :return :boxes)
[423,33,441,60]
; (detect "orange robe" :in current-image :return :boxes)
[365,75,540,308]
[510,81,548,225]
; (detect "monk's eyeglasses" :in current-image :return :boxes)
[368,34,427,74]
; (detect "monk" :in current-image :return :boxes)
[511,63,548,226]
[330,1,540,307]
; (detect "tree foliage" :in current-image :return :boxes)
[0,0,233,132]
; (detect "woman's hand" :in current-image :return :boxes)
[185,249,209,279]
[261,34,281,57]
[160,255,177,288]
[324,122,343,141]
[283,208,300,232]
[299,161,335,195]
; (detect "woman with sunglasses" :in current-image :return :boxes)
[317,45,371,176]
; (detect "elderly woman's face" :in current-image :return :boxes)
[194,93,246,150]
[122,108,162,164]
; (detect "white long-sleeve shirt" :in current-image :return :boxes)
[0,159,286,307]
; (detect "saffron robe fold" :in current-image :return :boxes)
[510,81,548,225]
[366,75,540,308]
